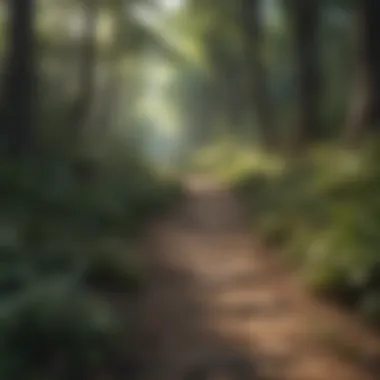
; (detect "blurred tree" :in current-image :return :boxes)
[70,0,100,136]
[345,0,380,144]
[186,0,247,136]
[241,0,276,148]
[289,0,321,148]
[0,0,36,156]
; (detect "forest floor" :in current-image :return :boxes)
[136,175,380,380]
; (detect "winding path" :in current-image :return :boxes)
[137,176,380,380]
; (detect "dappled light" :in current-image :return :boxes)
[1,0,380,379]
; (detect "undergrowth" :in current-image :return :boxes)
[200,140,380,328]
[0,152,183,379]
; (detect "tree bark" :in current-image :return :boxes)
[241,0,275,148]
[68,0,100,181]
[345,0,380,145]
[291,0,320,148]
[70,0,99,136]
[1,0,36,156]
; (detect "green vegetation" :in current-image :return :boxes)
[220,142,380,327]
[1,0,380,376]
[181,0,380,333]
[0,0,188,376]
[0,154,183,379]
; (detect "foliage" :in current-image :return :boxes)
[1,0,377,374]
[0,153,183,379]
[232,143,380,327]
[190,139,281,179]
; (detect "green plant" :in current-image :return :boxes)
[233,144,380,324]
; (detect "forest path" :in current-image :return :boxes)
[137,175,380,380]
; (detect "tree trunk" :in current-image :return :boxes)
[345,0,380,145]
[291,0,320,148]
[70,0,99,135]
[69,0,100,181]
[1,0,36,156]
[242,0,275,148]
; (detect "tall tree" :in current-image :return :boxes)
[187,0,249,136]
[345,0,380,144]
[68,0,100,181]
[291,0,320,148]
[71,0,99,135]
[241,0,275,148]
[1,0,36,155]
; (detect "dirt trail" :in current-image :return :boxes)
[137,176,380,380]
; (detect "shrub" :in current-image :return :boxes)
[0,278,124,379]
[233,144,380,325]
[0,151,182,378]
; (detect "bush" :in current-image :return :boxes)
[0,152,183,379]
[83,241,143,293]
[233,143,380,325]
[0,278,124,379]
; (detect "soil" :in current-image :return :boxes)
[136,176,380,380]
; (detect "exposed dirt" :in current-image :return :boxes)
[136,176,380,380]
